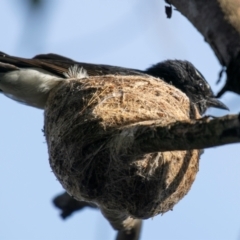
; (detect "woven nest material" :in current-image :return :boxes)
[44,75,201,219]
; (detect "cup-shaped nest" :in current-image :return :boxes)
[44,75,201,219]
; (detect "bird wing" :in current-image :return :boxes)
[0,52,145,77]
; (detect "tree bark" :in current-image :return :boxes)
[120,114,240,155]
[53,192,142,240]
[168,0,240,96]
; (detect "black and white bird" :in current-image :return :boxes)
[0,51,228,114]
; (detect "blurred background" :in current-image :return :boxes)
[0,0,240,239]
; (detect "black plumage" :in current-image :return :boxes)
[145,60,228,114]
[0,51,228,114]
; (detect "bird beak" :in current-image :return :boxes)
[207,97,229,111]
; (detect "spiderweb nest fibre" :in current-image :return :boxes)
[44,75,201,219]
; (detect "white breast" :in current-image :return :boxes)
[0,68,63,109]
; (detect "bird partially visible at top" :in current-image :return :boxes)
[0,51,228,114]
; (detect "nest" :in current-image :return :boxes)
[44,75,201,220]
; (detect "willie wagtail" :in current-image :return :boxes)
[0,51,228,114]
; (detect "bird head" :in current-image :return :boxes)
[145,60,228,115]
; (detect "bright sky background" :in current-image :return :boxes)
[1,1,240,240]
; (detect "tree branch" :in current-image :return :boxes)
[168,0,240,96]
[53,192,97,219]
[53,192,142,240]
[116,220,142,240]
[114,114,240,156]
